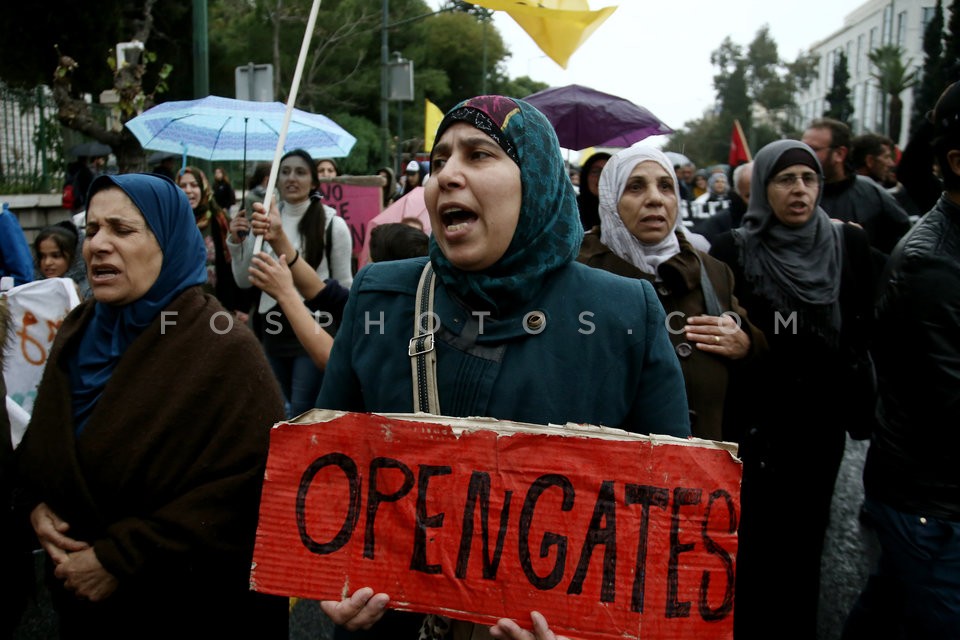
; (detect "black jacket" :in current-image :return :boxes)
[865,194,960,520]
[820,174,912,255]
[709,223,877,455]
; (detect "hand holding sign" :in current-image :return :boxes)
[320,587,390,631]
[491,611,570,640]
[252,411,741,640]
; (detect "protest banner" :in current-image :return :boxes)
[2,278,80,448]
[317,177,383,259]
[252,410,741,640]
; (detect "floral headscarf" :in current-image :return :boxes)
[429,95,582,315]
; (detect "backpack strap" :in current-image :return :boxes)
[409,261,440,414]
[325,215,334,272]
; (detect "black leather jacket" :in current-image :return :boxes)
[865,194,960,520]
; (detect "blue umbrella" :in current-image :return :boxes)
[124,95,357,161]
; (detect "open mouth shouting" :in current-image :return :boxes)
[90,263,121,284]
[639,213,669,228]
[440,206,479,236]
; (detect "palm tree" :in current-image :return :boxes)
[868,44,919,143]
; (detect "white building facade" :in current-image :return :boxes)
[794,0,946,147]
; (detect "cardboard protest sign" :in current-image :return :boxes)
[317,178,382,258]
[252,411,741,640]
[2,278,80,448]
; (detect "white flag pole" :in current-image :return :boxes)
[253,0,323,256]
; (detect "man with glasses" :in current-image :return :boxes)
[802,118,911,259]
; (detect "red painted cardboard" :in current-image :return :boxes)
[252,411,741,639]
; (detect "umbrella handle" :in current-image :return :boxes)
[241,117,247,218]
[253,0,323,256]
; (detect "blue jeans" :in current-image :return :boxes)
[266,352,323,419]
[842,497,960,640]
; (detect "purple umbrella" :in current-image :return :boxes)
[523,84,673,150]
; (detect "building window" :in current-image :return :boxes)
[856,34,864,76]
[854,83,865,133]
[883,4,893,44]
[876,90,885,132]
[870,26,878,51]
[897,10,907,46]
[922,6,936,28]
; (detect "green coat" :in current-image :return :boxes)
[578,230,766,441]
[317,256,691,438]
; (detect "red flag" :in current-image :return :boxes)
[729,119,752,167]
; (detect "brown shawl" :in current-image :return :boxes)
[16,287,285,628]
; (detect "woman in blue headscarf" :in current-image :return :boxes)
[16,174,288,638]
[316,96,691,639]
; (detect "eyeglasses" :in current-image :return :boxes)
[770,172,820,189]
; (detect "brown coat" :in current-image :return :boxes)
[16,287,287,636]
[578,230,765,441]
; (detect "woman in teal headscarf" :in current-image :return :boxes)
[17,174,288,638]
[317,96,691,639]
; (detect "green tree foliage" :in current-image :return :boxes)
[869,44,919,142]
[664,114,728,169]
[672,26,815,166]
[786,52,821,93]
[745,27,797,112]
[912,0,947,134]
[0,0,193,99]
[945,0,960,83]
[824,51,854,124]
[208,0,514,173]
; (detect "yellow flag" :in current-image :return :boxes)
[424,99,444,153]
[469,0,617,69]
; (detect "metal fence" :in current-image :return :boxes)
[1,82,322,200]
[0,82,64,194]
[0,83,118,196]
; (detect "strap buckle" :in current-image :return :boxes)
[408,332,435,357]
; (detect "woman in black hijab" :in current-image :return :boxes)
[575,151,610,231]
[709,139,876,640]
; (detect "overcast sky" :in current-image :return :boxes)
[476,0,867,151]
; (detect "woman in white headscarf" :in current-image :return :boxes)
[578,144,765,442]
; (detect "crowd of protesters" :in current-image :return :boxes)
[2,80,959,640]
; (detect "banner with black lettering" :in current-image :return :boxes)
[252,411,741,639]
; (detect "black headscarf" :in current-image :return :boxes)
[732,139,844,345]
[576,152,611,230]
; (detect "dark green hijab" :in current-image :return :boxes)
[428,95,582,315]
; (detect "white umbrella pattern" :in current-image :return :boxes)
[125,95,357,162]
